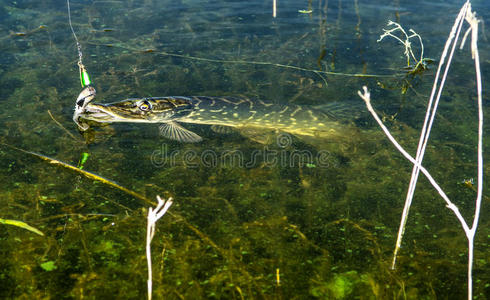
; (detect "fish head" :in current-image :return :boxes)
[77,97,195,125]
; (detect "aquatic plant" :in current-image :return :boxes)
[0,218,44,236]
[358,2,483,299]
[378,20,426,73]
[146,195,173,300]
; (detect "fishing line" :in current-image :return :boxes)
[67,0,92,87]
[67,0,82,65]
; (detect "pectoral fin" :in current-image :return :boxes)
[159,121,203,143]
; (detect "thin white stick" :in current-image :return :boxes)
[273,0,277,18]
[358,6,483,294]
[460,5,483,299]
[358,87,469,231]
[147,196,173,300]
[391,1,470,269]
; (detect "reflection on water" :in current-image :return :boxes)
[0,0,489,298]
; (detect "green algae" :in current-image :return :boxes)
[310,270,373,299]
[40,261,57,272]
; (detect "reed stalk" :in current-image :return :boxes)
[358,1,482,298]
[146,196,173,300]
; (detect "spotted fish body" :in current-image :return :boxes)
[179,96,343,137]
[75,87,351,142]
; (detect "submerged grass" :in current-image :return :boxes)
[0,218,44,236]
[0,0,488,299]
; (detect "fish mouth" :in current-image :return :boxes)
[79,103,153,123]
[73,103,126,131]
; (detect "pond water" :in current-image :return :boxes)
[0,0,489,298]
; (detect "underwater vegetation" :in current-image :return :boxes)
[0,0,489,299]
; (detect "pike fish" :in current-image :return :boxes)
[73,86,357,143]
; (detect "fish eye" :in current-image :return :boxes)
[139,100,152,111]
